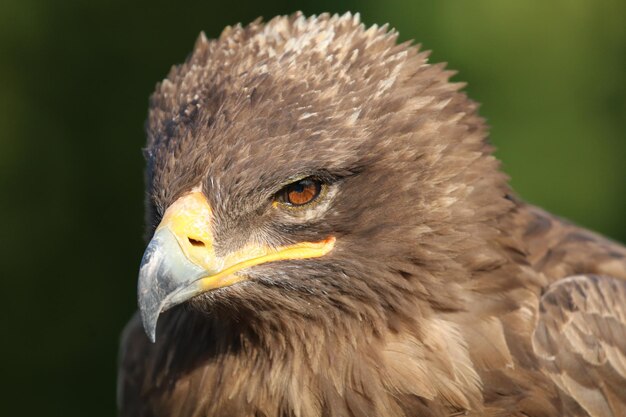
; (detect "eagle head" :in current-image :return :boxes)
[138,12,510,343]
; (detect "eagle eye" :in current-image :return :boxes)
[276,178,323,207]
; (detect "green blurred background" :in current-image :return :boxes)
[1,0,624,415]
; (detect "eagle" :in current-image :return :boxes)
[117,12,626,417]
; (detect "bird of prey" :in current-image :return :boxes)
[117,12,626,417]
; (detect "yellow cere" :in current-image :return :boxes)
[157,191,219,272]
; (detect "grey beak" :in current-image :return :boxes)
[137,227,207,342]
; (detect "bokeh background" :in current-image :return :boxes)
[1,0,624,416]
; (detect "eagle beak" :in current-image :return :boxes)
[137,191,335,342]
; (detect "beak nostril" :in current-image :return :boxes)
[188,238,205,247]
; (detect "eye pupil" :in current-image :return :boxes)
[281,178,322,206]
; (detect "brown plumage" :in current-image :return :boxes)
[117,12,626,417]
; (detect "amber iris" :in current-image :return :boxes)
[281,178,322,206]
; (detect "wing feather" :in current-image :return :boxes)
[532,275,626,417]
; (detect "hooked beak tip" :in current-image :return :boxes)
[137,227,207,342]
[138,290,160,343]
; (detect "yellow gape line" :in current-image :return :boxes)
[198,236,336,291]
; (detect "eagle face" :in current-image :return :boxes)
[138,13,508,342]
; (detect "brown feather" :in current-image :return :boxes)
[532,275,626,416]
